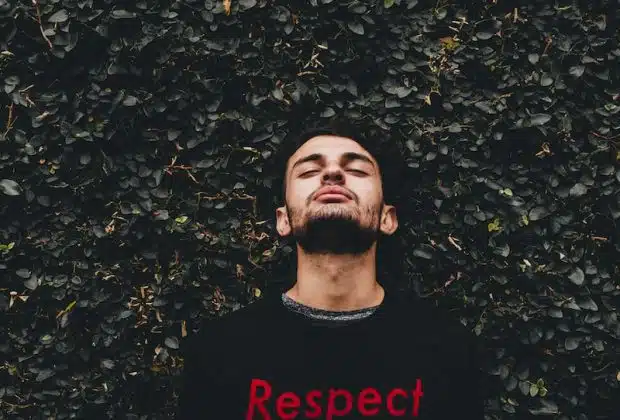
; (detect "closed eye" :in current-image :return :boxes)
[300,169,368,177]
[348,169,368,175]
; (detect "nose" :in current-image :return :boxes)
[321,165,345,184]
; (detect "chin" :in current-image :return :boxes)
[308,213,358,224]
[312,206,357,217]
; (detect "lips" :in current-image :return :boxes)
[314,186,352,202]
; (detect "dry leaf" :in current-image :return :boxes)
[223,0,231,15]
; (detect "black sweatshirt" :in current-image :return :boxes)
[178,288,485,419]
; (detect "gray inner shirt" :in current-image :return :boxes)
[281,293,380,326]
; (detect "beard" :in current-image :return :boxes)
[286,201,383,255]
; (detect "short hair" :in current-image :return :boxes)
[271,117,409,210]
[261,116,412,290]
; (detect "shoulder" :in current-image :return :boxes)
[394,291,472,331]
[182,294,278,356]
[390,291,480,358]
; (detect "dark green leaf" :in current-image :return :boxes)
[48,10,69,23]
[565,337,579,351]
[578,298,598,311]
[123,96,138,106]
[529,399,559,415]
[569,183,587,197]
[111,10,136,18]
[540,74,553,86]
[24,276,38,291]
[529,206,550,221]
[528,114,552,126]
[239,0,257,9]
[321,107,336,117]
[568,267,584,285]
[569,65,585,78]
[412,247,433,259]
[0,179,21,196]
[165,336,179,349]
[36,369,55,382]
[347,22,364,35]
[476,32,494,40]
[101,359,115,369]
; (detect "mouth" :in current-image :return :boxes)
[315,193,351,203]
[314,187,353,203]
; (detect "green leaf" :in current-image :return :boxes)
[412,247,433,259]
[529,400,559,415]
[487,218,501,232]
[24,276,38,291]
[569,65,585,78]
[384,0,395,8]
[577,297,598,311]
[164,336,179,349]
[529,206,550,221]
[111,10,137,19]
[474,101,494,114]
[239,0,257,9]
[4,76,19,86]
[347,22,365,35]
[321,107,336,117]
[395,87,413,98]
[565,337,579,350]
[123,96,138,106]
[569,183,587,197]
[0,179,22,196]
[175,216,189,224]
[568,267,585,285]
[36,369,55,382]
[540,74,554,86]
[48,9,69,23]
[548,308,563,318]
[528,113,552,126]
[101,359,115,369]
[476,31,494,40]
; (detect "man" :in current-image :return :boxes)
[178,118,485,419]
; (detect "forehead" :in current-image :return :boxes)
[287,135,376,167]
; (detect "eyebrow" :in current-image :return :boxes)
[291,152,376,171]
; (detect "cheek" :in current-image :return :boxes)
[289,182,316,206]
[353,180,382,202]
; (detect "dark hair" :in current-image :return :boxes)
[263,116,413,291]
[272,117,409,209]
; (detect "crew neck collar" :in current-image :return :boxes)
[268,285,399,333]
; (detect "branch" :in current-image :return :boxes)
[32,0,53,50]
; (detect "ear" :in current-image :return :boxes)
[275,205,292,237]
[379,204,398,236]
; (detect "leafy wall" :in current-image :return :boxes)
[1,0,619,418]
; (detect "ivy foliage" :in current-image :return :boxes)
[1,0,619,418]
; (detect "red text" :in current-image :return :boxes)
[246,378,424,419]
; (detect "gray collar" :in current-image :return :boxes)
[281,293,380,323]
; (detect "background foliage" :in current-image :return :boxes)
[1,0,619,418]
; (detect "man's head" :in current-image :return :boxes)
[273,118,406,256]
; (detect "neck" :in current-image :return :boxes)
[284,244,384,311]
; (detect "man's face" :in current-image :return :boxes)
[275,135,398,255]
